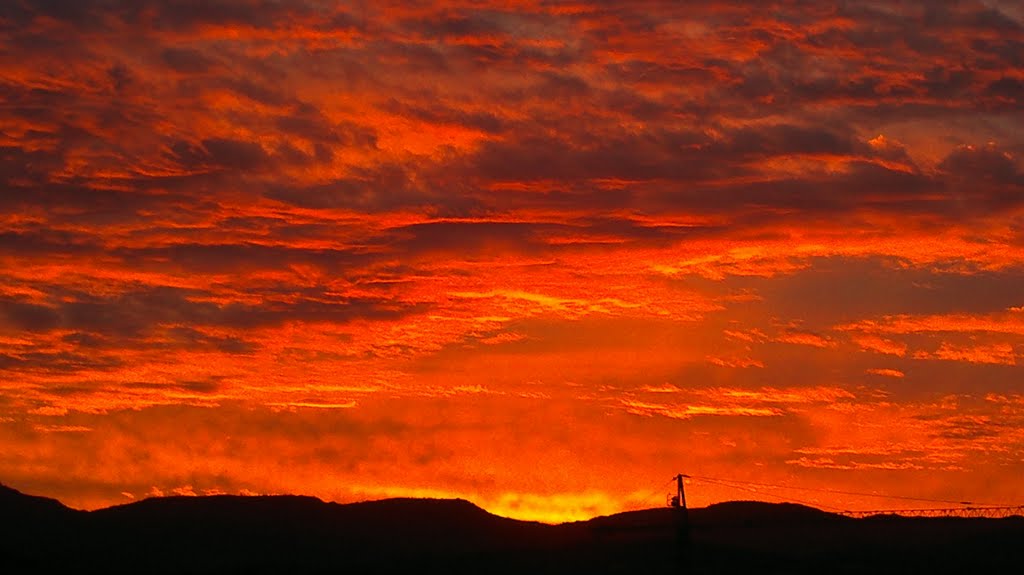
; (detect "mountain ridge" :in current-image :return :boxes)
[1,481,850,525]
[3,481,1022,574]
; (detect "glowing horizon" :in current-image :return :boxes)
[1,0,1023,524]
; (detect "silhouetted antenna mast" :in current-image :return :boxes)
[669,473,690,560]
[670,473,688,510]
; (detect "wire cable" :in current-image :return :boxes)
[681,474,1004,507]
[689,475,848,512]
[629,477,678,510]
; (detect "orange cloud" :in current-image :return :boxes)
[775,331,837,349]
[917,342,1017,366]
[852,334,908,357]
[866,368,905,378]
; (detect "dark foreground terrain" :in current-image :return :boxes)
[2,483,1022,574]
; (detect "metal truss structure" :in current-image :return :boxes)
[839,506,1024,519]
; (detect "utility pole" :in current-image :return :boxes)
[671,474,688,511]
[670,473,691,568]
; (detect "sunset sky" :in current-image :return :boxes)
[1,0,1023,522]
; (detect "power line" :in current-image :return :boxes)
[683,474,1006,507]
[692,476,838,510]
[690,475,847,512]
[840,506,1024,519]
[629,477,678,510]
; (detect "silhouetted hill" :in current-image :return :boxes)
[90,494,554,557]
[585,500,846,531]
[2,482,1023,574]
[695,500,847,524]
[0,483,77,520]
